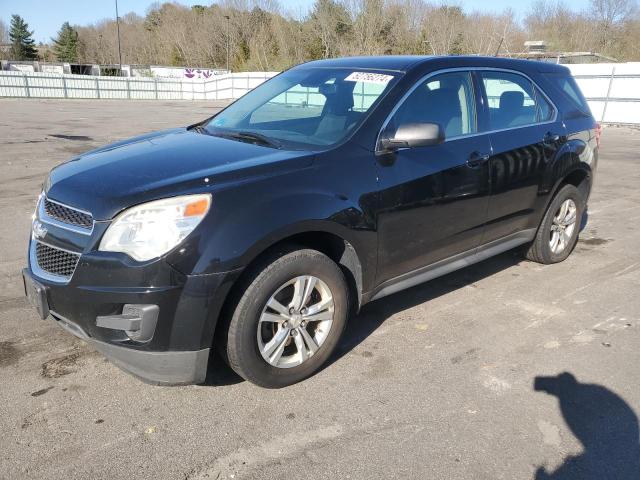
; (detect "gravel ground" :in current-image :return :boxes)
[1,99,639,480]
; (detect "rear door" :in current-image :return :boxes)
[375,70,492,283]
[477,70,565,244]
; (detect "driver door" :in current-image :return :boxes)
[375,70,492,283]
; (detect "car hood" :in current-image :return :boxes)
[45,128,313,220]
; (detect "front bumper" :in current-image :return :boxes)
[51,309,210,384]
[24,249,242,384]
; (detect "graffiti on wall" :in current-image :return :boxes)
[184,68,214,79]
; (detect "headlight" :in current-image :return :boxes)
[32,191,44,221]
[99,194,211,261]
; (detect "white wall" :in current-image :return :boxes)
[0,71,277,100]
[566,63,640,124]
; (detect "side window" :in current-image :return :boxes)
[535,88,555,122]
[481,71,537,130]
[249,82,328,124]
[548,74,592,116]
[387,71,476,139]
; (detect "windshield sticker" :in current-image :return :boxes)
[345,72,393,84]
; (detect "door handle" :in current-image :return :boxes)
[466,151,490,169]
[544,132,561,144]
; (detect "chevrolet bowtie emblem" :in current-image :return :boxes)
[32,220,48,240]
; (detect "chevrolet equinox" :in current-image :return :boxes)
[23,56,598,387]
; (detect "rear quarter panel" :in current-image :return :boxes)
[529,72,598,223]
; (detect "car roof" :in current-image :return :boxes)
[297,55,570,75]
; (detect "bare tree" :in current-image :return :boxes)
[64,0,640,70]
[0,19,8,61]
[465,9,523,56]
[589,0,638,53]
[591,0,637,25]
[344,0,388,55]
[0,19,8,43]
[307,0,352,58]
[421,5,466,55]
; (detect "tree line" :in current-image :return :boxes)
[2,0,639,70]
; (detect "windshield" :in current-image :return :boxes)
[203,68,399,150]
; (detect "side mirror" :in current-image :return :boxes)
[380,122,445,151]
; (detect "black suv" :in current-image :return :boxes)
[23,56,598,387]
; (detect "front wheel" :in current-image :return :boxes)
[526,184,584,264]
[224,247,348,388]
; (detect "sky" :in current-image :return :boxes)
[0,0,591,44]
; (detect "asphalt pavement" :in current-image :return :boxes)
[1,99,639,479]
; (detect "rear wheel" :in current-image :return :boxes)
[526,184,583,264]
[224,247,348,388]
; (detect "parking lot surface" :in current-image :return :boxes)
[1,99,639,479]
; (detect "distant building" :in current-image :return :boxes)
[500,40,617,64]
[524,40,547,53]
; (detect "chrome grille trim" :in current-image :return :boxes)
[29,239,81,283]
[39,196,94,235]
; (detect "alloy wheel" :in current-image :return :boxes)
[257,276,334,368]
[549,198,577,254]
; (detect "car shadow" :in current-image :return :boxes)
[328,248,525,367]
[202,248,526,387]
[330,205,592,366]
[200,212,595,390]
[580,206,589,232]
[201,350,243,387]
[533,372,640,479]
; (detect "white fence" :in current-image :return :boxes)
[1,63,640,124]
[0,70,277,101]
[566,63,640,124]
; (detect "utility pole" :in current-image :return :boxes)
[224,15,230,73]
[115,0,123,75]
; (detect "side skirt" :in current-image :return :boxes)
[366,229,536,303]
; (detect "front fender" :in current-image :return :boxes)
[166,178,377,280]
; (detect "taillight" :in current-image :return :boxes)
[594,122,602,148]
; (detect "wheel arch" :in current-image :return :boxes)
[240,220,365,302]
[532,162,592,239]
[212,226,365,350]
[545,164,592,214]
[560,167,592,202]
[544,142,593,204]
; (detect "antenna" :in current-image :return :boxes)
[115,0,123,75]
[495,36,504,56]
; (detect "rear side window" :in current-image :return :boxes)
[386,71,476,139]
[480,71,537,130]
[548,74,592,116]
[535,88,555,122]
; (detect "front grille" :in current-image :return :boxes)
[44,199,93,229]
[35,242,80,278]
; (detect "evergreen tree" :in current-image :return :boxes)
[9,14,38,60]
[52,22,78,62]
[449,33,465,55]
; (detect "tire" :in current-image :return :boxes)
[224,247,349,388]
[526,184,584,264]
